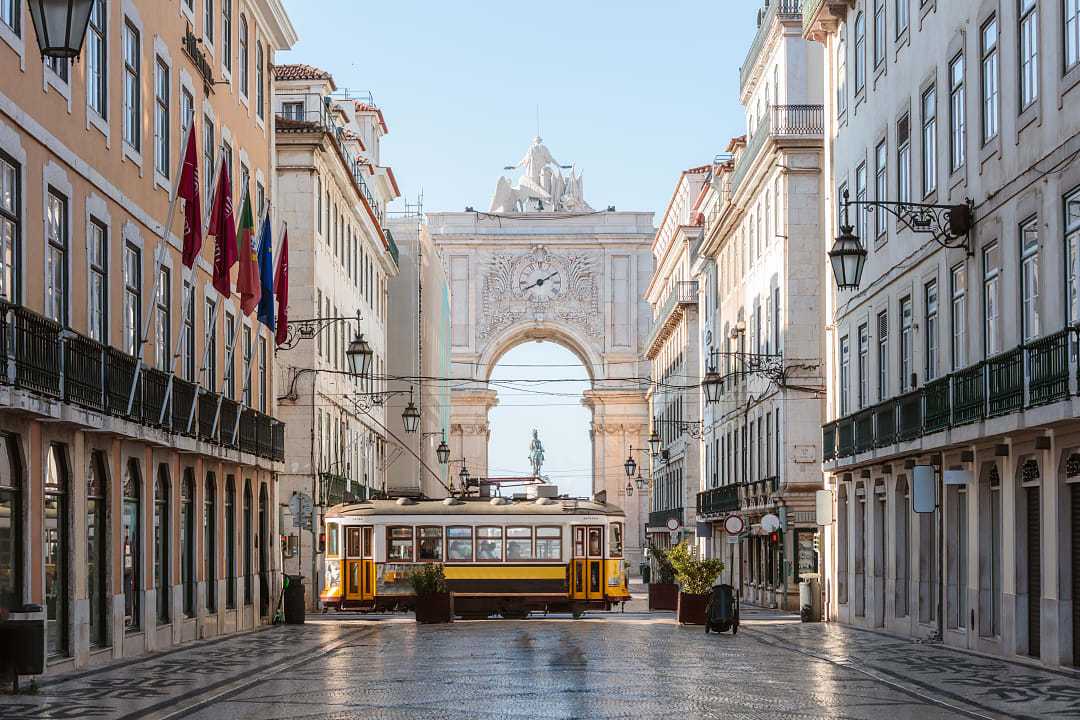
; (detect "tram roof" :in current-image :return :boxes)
[326,496,626,518]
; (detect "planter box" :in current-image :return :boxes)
[648,583,678,611]
[414,592,452,624]
[677,592,708,625]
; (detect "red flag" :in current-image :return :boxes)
[178,128,202,268]
[209,160,237,296]
[236,192,261,315]
[274,227,289,346]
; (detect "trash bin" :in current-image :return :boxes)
[283,575,306,625]
[639,563,651,584]
[0,604,46,690]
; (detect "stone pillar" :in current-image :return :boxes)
[449,389,498,488]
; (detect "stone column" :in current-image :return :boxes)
[449,389,499,489]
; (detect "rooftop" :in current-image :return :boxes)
[274,63,336,88]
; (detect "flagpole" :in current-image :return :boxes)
[127,121,194,417]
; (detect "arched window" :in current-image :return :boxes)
[243,479,252,605]
[258,483,269,617]
[0,434,23,612]
[204,473,216,613]
[238,15,248,96]
[854,13,866,93]
[181,469,195,618]
[123,460,141,630]
[88,452,109,647]
[154,465,170,624]
[225,475,236,609]
[894,476,909,618]
[45,445,70,657]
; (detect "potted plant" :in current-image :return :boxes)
[646,542,679,611]
[409,563,452,624]
[667,541,725,625]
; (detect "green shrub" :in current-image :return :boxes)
[409,563,448,596]
[667,541,725,595]
[646,541,677,584]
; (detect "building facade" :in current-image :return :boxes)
[272,65,399,607]
[0,0,296,672]
[694,0,826,610]
[644,167,708,555]
[807,0,1080,666]
[386,211,452,499]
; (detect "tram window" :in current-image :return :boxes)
[387,526,414,562]
[536,526,562,561]
[506,527,533,561]
[476,527,503,562]
[417,527,443,562]
[446,526,473,561]
[587,528,603,557]
[326,523,340,558]
[573,527,586,558]
[609,523,624,558]
[345,527,361,558]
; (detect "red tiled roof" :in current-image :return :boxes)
[274,64,335,87]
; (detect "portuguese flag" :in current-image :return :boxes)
[236,191,261,315]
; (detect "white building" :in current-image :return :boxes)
[272,65,399,606]
[807,0,1080,666]
[693,0,826,610]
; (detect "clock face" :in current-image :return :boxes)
[518,262,564,302]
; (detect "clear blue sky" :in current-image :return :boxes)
[279,0,758,213]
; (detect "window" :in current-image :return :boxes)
[204,298,217,391]
[1067,191,1080,333]
[896,0,909,36]
[610,523,624,558]
[225,476,236,608]
[951,265,967,369]
[203,116,216,207]
[837,33,847,114]
[476,527,503,561]
[855,162,868,242]
[897,113,911,204]
[536,527,562,560]
[87,453,107,645]
[446,526,473,561]
[243,481,252,605]
[417,527,443,561]
[854,13,866,93]
[155,267,170,370]
[1069,0,1080,70]
[900,296,913,390]
[181,88,194,138]
[878,310,889,400]
[256,181,265,218]
[983,242,1002,355]
[87,0,107,117]
[154,467,170,624]
[506,527,533,560]
[949,54,965,171]
[256,41,265,119]
[921,85,937,196]
[873,0,886,67]
[387,526,414,562]
[1019,0,1039,109]
[44,446,69,656]
[839,335,850,415]
[925,280,939,381]
[45,55,68,83]
[858,324,869,408]
[123,21,140,152]
[221,0,231,71]
[0,153,19,303]
[123,243,140,355]
[45,190,67,325]
[1021,219,1040,341]
[155,58,170,177]
[122,460,141,630]
[182,280,195,381]
[981,17,1000,143]
[0,0,18,34]
[875,140,887,238]
[204,474,216,612]
[224,311,236,397]
[181,471,194,618]
[238,15,248,96]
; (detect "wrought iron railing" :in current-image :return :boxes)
[896,390,923,441]
[1027,329,1069,407]
[697,484,741,515]
[874,400,896,448]
[822,422,836,461]
[64,332,106,411]
[836,416,854,457]
[923,377,950,433]
[740,0,804,91]
[646,281,699,352]
[952,362,985,425]
[731,104,824,192]
[854,409,874,454]
[987,347,1023,416]
[649,507,684,529]
[12,306,61,397]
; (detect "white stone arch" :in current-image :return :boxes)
[475,320,604,384]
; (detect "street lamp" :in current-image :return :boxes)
[625,480,634,497]
[648,428,661,457]
[401,388,421,434]
[701,365,724,405]
[623,454,637,479]
[828,218,867,291]
[435,431,450,465]
[28,0,94,59]
[458,463,470,487]
[346,333,373,377]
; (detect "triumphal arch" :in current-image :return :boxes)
[429,138,655,567]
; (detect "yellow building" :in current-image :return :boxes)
[0,0,296,672]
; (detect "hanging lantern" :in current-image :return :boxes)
[401,388,421,434]
[702,366,724,405]
[346,333,374,376]
[28,0,95,59]
[435,431,450,465]
[623,454,637,479]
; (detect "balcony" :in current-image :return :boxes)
[0,302,285,463]
[645,281,698,359]
[731,104,824,193]
[649,507,684,530]
[821,327,1080,463]
[697,484,741,517]
[740,0,804,92]
[384,228,400,267]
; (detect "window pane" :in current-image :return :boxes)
[417,527,443,561]
[446,526,473,561]
[609,523,623,558]
[535,527,561,560]
[387,526,413,562]
[476,527,502,561]
[506,527,532,561]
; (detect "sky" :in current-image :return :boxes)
[280,0,761,498]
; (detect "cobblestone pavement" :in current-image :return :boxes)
[3,608,1080,719]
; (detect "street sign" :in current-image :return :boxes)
[723,514,744,535]
[760,513,781,533]
[289,492,313,529]
[668,530,679,545]
[815,489,834,525]
[665,517,679,531]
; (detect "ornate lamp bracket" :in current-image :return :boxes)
[847,195,976,256]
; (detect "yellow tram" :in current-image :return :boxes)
[319,495,631,617]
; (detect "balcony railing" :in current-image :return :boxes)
[0,303,285,463]
[697,484,741,516]
[384,228,400,267]
[731,104,824,192]
[646,281,699,355]
[740,0,804,92]
[822,328,1080,462]
[649,507,684,529]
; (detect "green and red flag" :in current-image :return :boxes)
[236,191,261,315]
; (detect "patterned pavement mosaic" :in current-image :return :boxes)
[2,609,1079,719]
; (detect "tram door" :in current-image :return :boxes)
[345,526,375,603]
[571,526,604,601]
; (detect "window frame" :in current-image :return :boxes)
[86,0,107,118]
[854,12,867,93]
[950,264,967,370]
[1018,0,1039,110]
[925,279,939,381]
[1020,217,1040,341]
[154,56,170,178]
[948,53,966,172]
[475,526,504,563]
[122,20,141,152]
[416,526,444,562]
[981,16,1000,144]
[45,188,68,326]
[445,525,473,562]
[387,525,414,563]
[0,151,20,304]
[921,84,937,197]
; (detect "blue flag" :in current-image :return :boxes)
[256,210,275,331]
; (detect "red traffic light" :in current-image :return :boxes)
[769,531,779,544]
